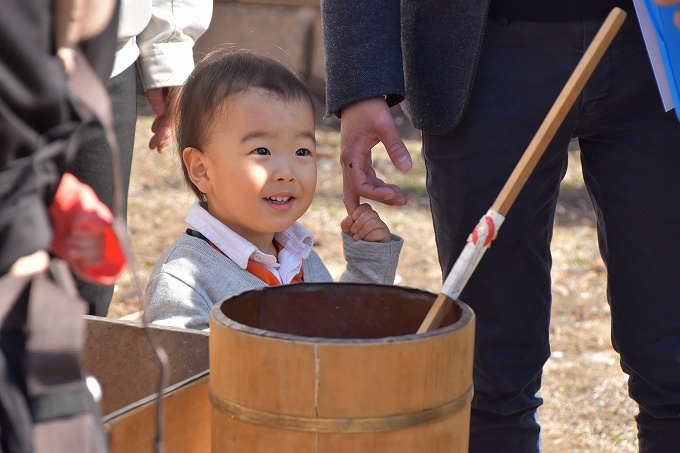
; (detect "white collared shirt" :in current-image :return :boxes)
[185,202,314,284]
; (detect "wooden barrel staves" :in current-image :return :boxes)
[209,283,475,452]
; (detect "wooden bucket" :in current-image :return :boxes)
[209,283,475,452]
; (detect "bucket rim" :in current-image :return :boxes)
[210,283,475,344]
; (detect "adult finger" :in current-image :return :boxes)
[149,116,173,153]
[146,88,166,116]
[342,154,407,211]
[374,114,412,172]
[348,202,373,222]
[346,98,411,172]
[147,87,179,153]
[342,164,361,214]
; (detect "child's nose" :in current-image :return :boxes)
[273,158,296,182]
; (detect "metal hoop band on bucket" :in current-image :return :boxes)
[208,385,473,433]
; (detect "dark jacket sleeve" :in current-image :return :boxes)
[321,0,405,117]
[400,0,489,133]
[322,0,489,134]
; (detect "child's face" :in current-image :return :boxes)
[184,87,316,249]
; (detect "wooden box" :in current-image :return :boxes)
[83,316,210,453]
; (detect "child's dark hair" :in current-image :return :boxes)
[176,49,316,202]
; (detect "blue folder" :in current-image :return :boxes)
[643,0,680,121]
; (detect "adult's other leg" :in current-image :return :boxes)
[69,64,137,316]
[576,14,680,452]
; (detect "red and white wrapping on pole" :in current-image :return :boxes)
[440,209,505,301]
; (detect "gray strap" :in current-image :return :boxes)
[30,387,90,423]
[24,263,100,453]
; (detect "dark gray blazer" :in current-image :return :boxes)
[322,0,490,135]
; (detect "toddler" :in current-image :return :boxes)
[144,50,403,331]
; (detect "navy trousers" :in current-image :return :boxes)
[422,15,680,452]
[69,64,137,317]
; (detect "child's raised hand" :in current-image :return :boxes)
[341,203,391,243]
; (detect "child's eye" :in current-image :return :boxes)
[296,148,312,157]
[251,148,270,156]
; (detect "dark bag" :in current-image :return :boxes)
[0,261,108,453]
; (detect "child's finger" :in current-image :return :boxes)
[349,207,380,233]
[66,231,104,249]
[67,245,104,265]
[77,255,105,269]
[354,216,385,236]
[66,242,103,258]
[341,215,354,234]
[72,210,109,230]
[65,230,105,265]
[351,217,390,242]
[349,203,373,221]
[348,203,391,242]
[361,227,392,243]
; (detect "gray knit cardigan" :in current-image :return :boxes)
[144,232,403,331]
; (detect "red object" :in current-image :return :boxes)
[470,215,495,247]
[49,173,126,284]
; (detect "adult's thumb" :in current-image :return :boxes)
[384,132,412,172]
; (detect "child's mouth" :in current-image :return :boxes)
[266,196,292,204]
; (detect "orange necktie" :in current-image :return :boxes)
[246,259,303,286]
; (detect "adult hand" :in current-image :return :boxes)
[64,218,106,271]
[340,97,412,214]
[655,0,680,28]
[146,86,180,153]
[48,173,126,284]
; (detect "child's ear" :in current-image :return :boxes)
[183,147,211,194]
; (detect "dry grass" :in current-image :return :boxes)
[110,113,638,451]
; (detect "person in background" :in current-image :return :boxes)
[1,0,121,450]
[322,1,680,451]
[71,0,212,316]
[144,50,403,332]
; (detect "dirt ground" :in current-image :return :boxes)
[110,109,638,452]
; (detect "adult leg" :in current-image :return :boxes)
[422,19,584,452]
[576,15,680,452]
[69,64,137,316]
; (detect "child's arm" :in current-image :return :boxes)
[334,202,403,284]
[341,203,391,243]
